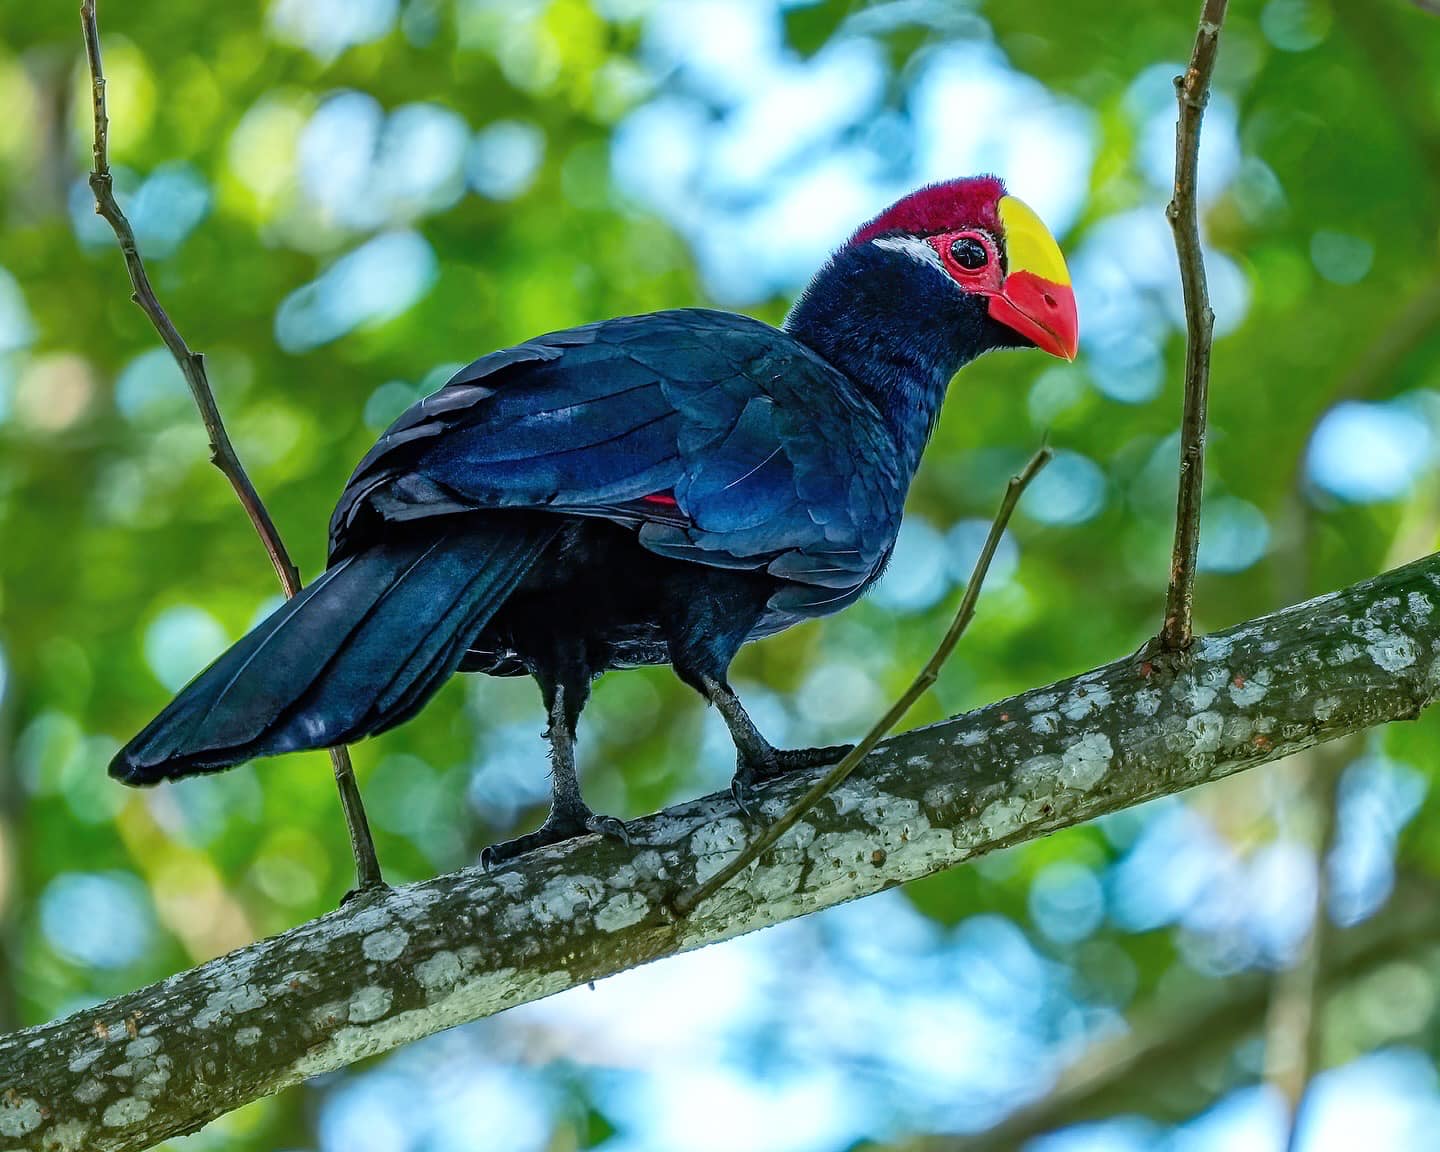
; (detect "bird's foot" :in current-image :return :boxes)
[730,743,853,818]
[481,809,631,871]
[338,880,392,908]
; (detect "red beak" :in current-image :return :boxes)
[988,270,1079,361]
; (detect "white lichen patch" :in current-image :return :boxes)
[952,727,987,747]
[690,818,749,885]
[1013,754,1063,798]
[345,904,396,936]
[1060,733,1113,790]
[595,891,650,932]
[1195,634,1234,663]
[134,1056,173,1100]
[1134,687,1162,717]
[1060,684,1112,722]
[0,1095,42,1137]
[975,796,1033,839]
[747,859,808,904]
[101,1098,151,1128]
[68,1046,104,1073]
[855,793,920,830]
[1313,695,1342,722]
[416,950,464,995]
[236,1026,262,1047]
[1366,631,1417,672]
[529,873,606,925]
[361,927,409,963]
[1223,714,1254,742]
[1330,642,1363,666]
[125,1036,160,1060]
[288,967,573,1084]
[1030,710,1060,735]
[44,1118,91,1152]
[1025,692,1060,712]
[348,985,393,1024]
[923,782,960,813]
[193,981,266,1029]
[1172,666,1228,713]
[1186,711,1224,754]
[607,850,668,891]
[489,871,528,897]
[74,1079,106,1104]
[1228,668,1271,707]
[1409,592,1433,620]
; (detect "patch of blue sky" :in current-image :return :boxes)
[270,0,398,64]
[614,3,1100,306]
[68,165,210,256]
[1307,398,1434,503]
[298,94,470,230]
[275,231,438,351]
[40,871,156,969]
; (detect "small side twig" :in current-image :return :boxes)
[79,0,383,892]
[672,447,1052,917]
[1158,0,1228,651]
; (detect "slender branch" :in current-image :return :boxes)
[1158,0,1228,650]
[6,546,1440,1151]
[673,448,1051,916]
[78,1,382,891]
[1264,747,1342,1152]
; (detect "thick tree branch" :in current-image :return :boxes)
[1159,0,1228,650]
[5,550,1440,1150]
[78,0,382,891]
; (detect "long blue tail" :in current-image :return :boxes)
[110,517,556,784]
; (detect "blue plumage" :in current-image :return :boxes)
[110,177,1070,864]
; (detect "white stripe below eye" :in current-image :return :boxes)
[871,234,946,271]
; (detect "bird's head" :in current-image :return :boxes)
[846,175,1078,362]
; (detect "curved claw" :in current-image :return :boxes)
[586,813,631,845]
[481,808,631,872]
[730,772,764,820]
[729,743,853,819]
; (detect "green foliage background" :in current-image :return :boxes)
[2,0,1440,1148]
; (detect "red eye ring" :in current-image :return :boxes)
[928,230,1003,292]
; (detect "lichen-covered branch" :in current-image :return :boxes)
[4,552,1440,1150]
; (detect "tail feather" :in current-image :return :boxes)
[110,517,556,784]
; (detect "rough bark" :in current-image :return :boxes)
[4,553,1440,1151]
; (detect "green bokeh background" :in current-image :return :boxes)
[2,1,1440,1149]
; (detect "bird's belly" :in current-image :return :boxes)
[463,518,768,675]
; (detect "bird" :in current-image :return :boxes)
[109,175,1078,867]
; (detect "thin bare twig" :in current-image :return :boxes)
[79,0,383,892]
[1158,0,1228,651]
[672,447,1052,916]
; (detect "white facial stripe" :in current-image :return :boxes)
[871,234,946,272]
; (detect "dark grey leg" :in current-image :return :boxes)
[480,677,629,871]
[700,675,850,816]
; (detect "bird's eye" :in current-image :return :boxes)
[950,236,989,270]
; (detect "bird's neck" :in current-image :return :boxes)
[783,242,996,473]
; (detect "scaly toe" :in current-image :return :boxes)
[586,814,631,845]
